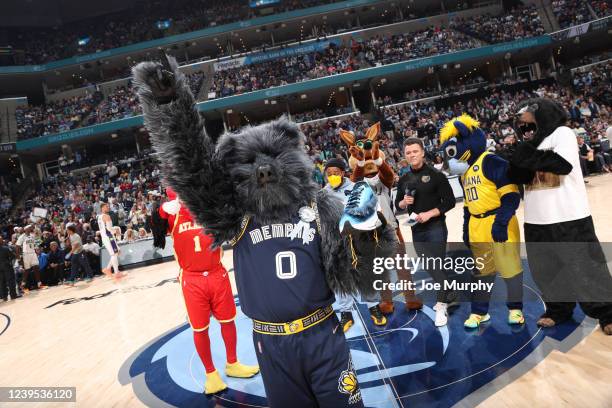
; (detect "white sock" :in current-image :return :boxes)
[107,255,120,274]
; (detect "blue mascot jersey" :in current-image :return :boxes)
[231,212,335,323]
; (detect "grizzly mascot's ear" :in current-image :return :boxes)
[270,116,305,147]
[216,132,239,163]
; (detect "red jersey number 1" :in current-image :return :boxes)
[194,236,202,252]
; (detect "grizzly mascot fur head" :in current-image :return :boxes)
[215,118,319,225]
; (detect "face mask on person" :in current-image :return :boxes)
[365,174,381,187]
[327,175,343,189]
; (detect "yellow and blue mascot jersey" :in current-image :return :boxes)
[463,151,522,278]
[439,114,522,279]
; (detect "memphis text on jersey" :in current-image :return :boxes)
[249,223,316,245]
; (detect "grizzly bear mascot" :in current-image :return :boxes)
[133,54,397,407]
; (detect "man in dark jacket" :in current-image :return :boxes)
[0,236,18,301]
[395,138,457,326]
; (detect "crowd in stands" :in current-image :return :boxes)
[1,151,164,292]
[0,186,13,229]
[88,86,142,125]
[12,22,480,138]
[185,70,206,97]
[562,52,612,70]
[304,77,610,182]
[209,44,358,98]
[572,60,611,105]
[15,92,104,140]
[590,1,611,17]
[362,27,480,64]
[209,27,481,98]
[377,86,454,107]
[2,0,608,72]
[2,68,610,297]
[450,5,545,44]
[18,2,610,141]
[4,0,500,67]
[14,55,611,149]
[552,0,594,28]
[15,70,205,139]
[554,0,612,28]
[375,76,532,107]
[5,0,343,66]
[293,108,328,123]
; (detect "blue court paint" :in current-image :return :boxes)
[122,271,589,408]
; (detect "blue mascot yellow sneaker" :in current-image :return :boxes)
[508,309,525,325]
[464,313,491,329]
[339,181,384,235]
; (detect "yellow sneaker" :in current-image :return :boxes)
[204,370,227,394]
[508,309,525,325]
[340,312,355,333]
[225,361,260,378]
[464,313,490,329]
[369,305,387,326]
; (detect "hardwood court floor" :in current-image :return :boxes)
[1,174,611,408]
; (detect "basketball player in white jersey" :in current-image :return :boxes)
[98,202,123,280]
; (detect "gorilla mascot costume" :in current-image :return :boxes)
[510,98,612,335]
[133,54,397,407]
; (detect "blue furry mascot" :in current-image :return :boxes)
[439,114,524,329]
[132,54,397,407]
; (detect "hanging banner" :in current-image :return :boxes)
[0,143,16,153]
[245,39,340,65]
[551,16,611,41]
[213,39,341,72]
[213,57,247,71]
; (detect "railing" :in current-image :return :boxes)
[14,35,553,151]
[0,0,392,74]
[550,15,612,41]
[295,110,360,125]
[570,58,611,73]
[42,2,500,99]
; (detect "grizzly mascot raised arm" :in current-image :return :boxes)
[132,54,396,407]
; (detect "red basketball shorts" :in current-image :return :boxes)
[179,268,236,331]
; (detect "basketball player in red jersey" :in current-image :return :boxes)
[157,187,259,394]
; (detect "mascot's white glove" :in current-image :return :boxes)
[161,199,180,216]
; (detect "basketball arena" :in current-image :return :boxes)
[0,0,610,407]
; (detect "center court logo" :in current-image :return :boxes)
[119,293,590,408]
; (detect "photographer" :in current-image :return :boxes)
[395,138,456,327]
